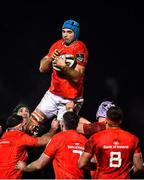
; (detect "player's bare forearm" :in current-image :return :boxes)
[16,153,50,172]
[39,55,53,72]
[54,55,85,82]
[16,160,41,172]
[61,63,85,83]
[37,130,55,146]
[37,119,59,146]
[61,66,81,82]
[25,161,40,172]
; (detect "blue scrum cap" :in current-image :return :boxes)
[96,101,116,119]
[62,19,80,40]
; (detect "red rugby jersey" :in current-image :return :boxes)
[48,39,89,99]
[0,130,38,179]
[44,130,87,179]
[84,128,141,179]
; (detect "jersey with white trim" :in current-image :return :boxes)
[44,130,87,179]
[84,128,141,179]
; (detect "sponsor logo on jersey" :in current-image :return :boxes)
[76,54,84,62]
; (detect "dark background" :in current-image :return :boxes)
[0,1,144,178]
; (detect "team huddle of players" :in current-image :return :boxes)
[0,19,144,179]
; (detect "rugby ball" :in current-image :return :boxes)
[53,54,76,71]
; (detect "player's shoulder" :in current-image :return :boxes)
[78,132,88,141]
[50,39,63,47]
[90,128,107,139]
[52,130,65,140]
[75,40,87,47]
[67,130,87,140]
[120,129,138,140]
[51,130,85,143]
[10,130,26,136]
[54,39,63,45]
[18,131,35,140]
[7,130,30,141]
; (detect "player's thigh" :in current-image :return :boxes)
[36,91,58,119]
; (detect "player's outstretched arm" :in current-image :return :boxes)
[37,118,59,146]
[16,153,50,172]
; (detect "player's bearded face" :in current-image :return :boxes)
[62,29,75,45]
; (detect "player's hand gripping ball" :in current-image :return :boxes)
[53,54,77,71]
